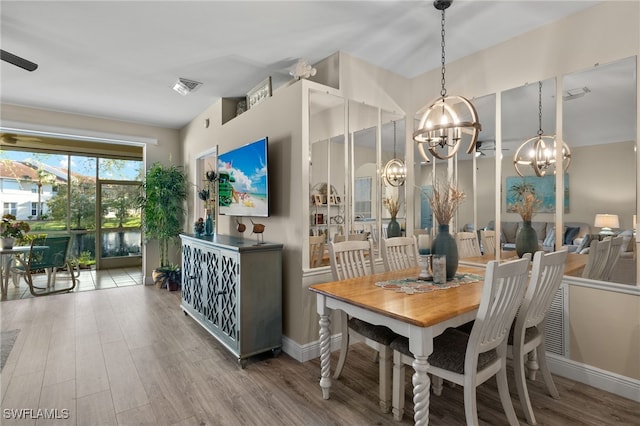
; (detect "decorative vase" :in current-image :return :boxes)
[205,212,214,236]
[431,224,458,280]
[516,220,538,258]
[2,237,15,249]
[387,217,401,238]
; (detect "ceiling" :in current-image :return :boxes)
[0,1,604,130]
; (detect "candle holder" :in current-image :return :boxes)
[418,254,432,281]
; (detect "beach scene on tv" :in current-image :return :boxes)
[217,139,269,217]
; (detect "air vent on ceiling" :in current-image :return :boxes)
[172,78,203,96]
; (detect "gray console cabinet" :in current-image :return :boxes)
[180,234,283,367]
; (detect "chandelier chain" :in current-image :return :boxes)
[537,81,543,136]
[393,120,397,157]
[440,8,447,98]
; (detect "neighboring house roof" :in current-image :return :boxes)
[0,159,69,184]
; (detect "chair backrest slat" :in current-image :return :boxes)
[601,235,624,281]
[381,236,418,272]
[469,256,529,356]
[456,232,482,258]
[309,235,325,268]
[582,237,611,280]
[519,249,567,331]
[479,229,497,255]
[329,240,374,280]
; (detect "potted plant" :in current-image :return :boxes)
[1,214,30,248]
[154,264,182,291]
[137,162,188,285]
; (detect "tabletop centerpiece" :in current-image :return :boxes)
[383,195,402,238]
[427,178,465,280]
[511,191,541,258]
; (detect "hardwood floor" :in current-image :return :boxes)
[1,284,637,425]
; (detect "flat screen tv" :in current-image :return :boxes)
[217,137,269,217]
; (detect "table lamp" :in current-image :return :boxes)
[594,214,619,236]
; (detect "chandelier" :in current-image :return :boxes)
[513,81,571,177]
[413,0,481,162]
[383,120,407,187]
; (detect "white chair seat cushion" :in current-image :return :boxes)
[348,318,397,345]
[390,329,498,374]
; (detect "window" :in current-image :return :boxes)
[31,202,38,217]
[3,202,17,216]
[355,177,372,219]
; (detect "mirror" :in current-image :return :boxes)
[309,91,346,249]
[308,90,407,267]
[500,78,558,255]
[414,94,496,256]
[457,94,496,239]
[562,56,637,285]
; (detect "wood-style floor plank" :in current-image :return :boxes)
[1,285,638,426]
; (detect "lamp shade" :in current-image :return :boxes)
[594,214,620,229]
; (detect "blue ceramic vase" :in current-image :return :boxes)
[387,217,401,238]
[205,212,214,236]
[516,220,538,258]
[431,224,458,280]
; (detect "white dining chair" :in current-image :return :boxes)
[328,239,397,413]
[456,231,482,258]
[480,229,497,255]
[600,235,624,281]
[509,249,567,425]
[390,255,530,424]
[581,237,611,280]
[381,236,418,272]
[309,235,325,268]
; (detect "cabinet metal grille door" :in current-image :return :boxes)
[192,247,204,313]
[203,249,218,322]
[544,285,568,357]
[182,244,203,311]
[218,255,238,341]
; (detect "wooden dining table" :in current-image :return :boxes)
[309,264,486,426]
[461,250,587,276]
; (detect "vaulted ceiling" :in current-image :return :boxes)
[1,1,603,130]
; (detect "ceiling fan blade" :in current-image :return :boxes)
[1,49,38,72]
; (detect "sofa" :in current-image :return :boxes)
[486,221,592,253]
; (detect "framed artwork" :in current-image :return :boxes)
[313,194,323,206]
[246,76,272,109]
[505,174,569,213]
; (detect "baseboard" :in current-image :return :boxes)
[283,337,640,402]
[282,334,341,363]
[546,353,639,402]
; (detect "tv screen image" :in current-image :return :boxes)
[217,137,269,217]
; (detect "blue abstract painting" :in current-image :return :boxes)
[505,174,569,213]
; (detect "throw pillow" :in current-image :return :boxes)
[543,228,555,247]
[626,236,636,253]
[564,226,581,245]
[576,234,594,253]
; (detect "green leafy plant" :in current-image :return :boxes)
[137,162,188,267]
[154,264,181,290]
